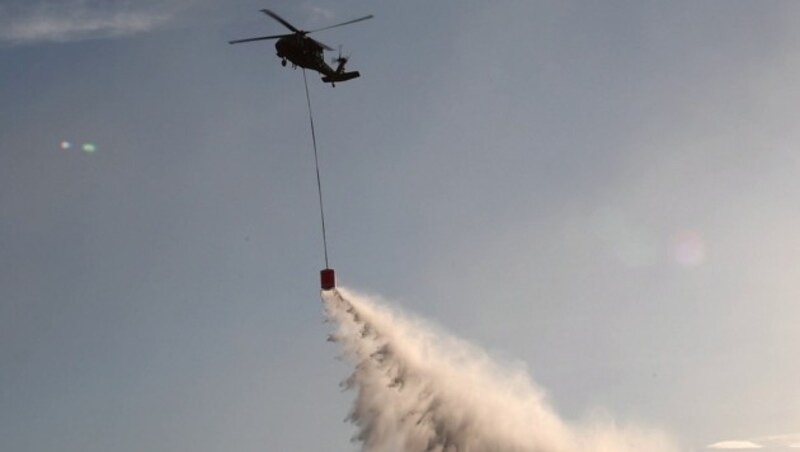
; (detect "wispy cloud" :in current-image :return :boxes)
[0,1,190,44]
[303,5,336,28]
[708,433,800,450]
[708,441,764,449]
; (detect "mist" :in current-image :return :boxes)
[323,287,679,452]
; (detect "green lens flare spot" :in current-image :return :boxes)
[82,143,97,153]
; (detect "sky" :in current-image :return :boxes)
[2,0,800,450]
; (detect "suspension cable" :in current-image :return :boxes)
[302,69,330,268]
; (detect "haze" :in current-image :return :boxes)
[2,1,799,450]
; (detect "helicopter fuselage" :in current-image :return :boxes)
[273,35,360,85]
[276,35,331,73]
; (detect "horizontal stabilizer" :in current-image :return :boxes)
[322,71,360,83]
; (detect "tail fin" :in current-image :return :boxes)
[334,57,348,74]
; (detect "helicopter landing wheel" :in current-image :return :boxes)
[281,59,287,67]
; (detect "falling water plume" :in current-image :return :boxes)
[323,287,679,452]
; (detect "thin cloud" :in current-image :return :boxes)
[0,1,190,44]
[708,434,800,450]
[304,5,336,28]
[707,441,764,449]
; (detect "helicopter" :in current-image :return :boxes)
[229,9,373,86]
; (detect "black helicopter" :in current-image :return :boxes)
[229,9,373,86]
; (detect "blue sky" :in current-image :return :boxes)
[2,1,800,450]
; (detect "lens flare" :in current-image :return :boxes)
[60,141,72,150]
[673,231,706,267]
[82,143,97,153]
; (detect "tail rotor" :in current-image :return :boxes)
[332,45,350,70]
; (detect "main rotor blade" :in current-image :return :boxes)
[260,9,300,33]
[229,34,292,45]
[311,38,334,51]
[308,14,374,33]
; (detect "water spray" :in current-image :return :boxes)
[323,288,680,452]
